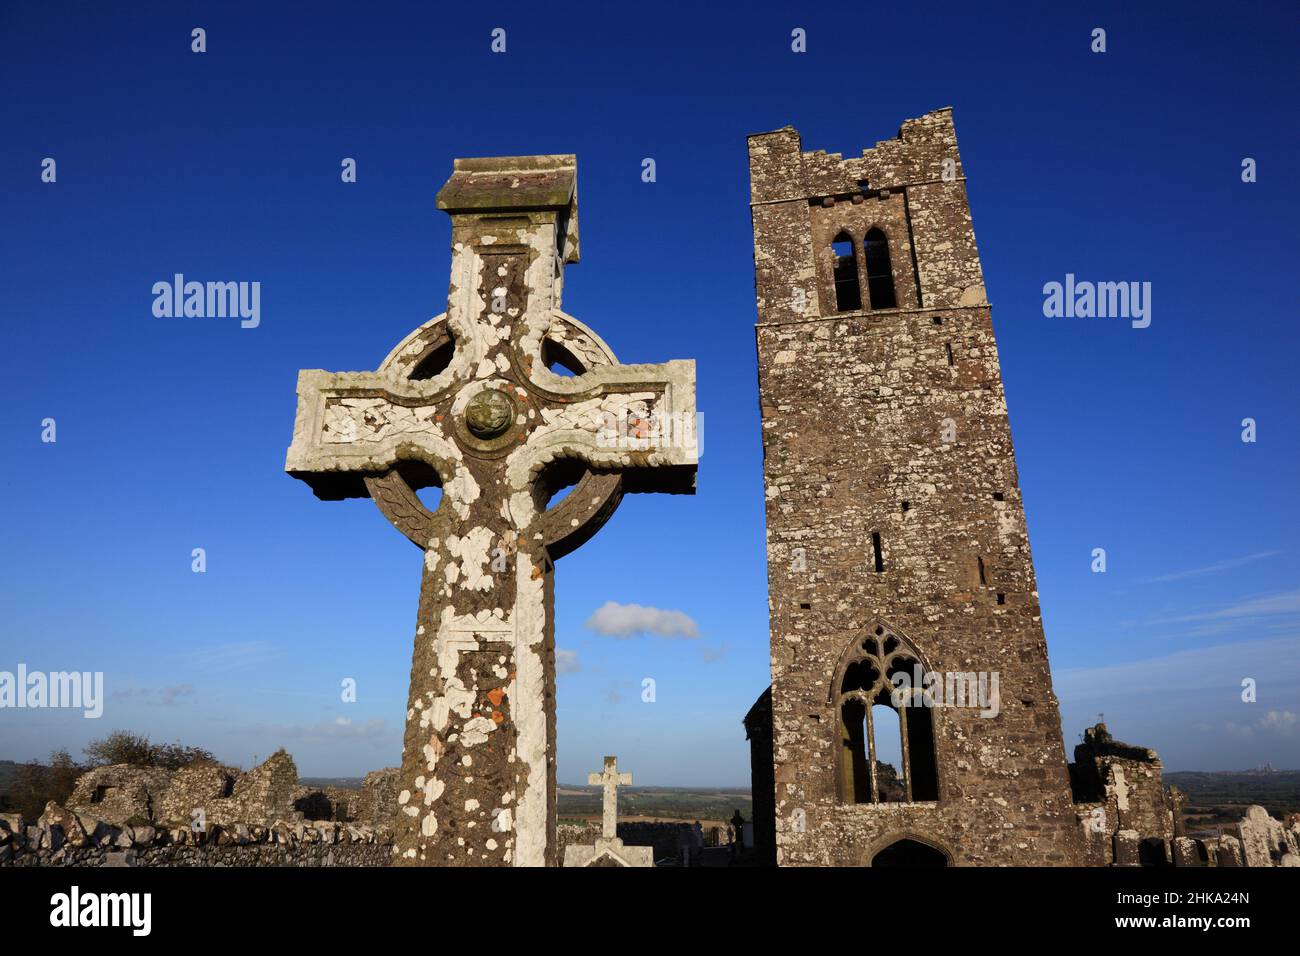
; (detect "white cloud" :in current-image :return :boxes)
[180,641,281,671]
[1224,721,1255,739]
[240,717,390,742]
[1223,710,1297,740]
[584,601,699,639]
[1259,709,1298,736]
[1054,636,1300,701]
[159,684,193,705]
[1150,589,1300,626]
[556,648,581,675]
[1142,550,1281,584]
[700,644,728,663]
[110,683,194,706]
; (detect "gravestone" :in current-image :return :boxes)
[562,756,652,867]
[286,155,698,865]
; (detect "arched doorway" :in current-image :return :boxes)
[871,838,949,867]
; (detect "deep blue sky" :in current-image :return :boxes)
[2,2,1297,783]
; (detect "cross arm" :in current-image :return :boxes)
[506,358,699,523]
[285,369,461,501]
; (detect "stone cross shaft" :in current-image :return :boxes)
[286,155,696,866]
[589,755,632,839]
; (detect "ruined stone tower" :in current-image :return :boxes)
[747,108,1082,866]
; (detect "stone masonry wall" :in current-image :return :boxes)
[2,802,393,867]
[65,764,174,826]
[63,751,397,835]
[556,820,700,865]
[749,109,1083,866]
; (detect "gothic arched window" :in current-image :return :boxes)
[835,624,939,804]
[831,232,862,312]
[863,227,897,309]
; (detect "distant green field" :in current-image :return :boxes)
[301,777,751,823]
[298,775,754,821]
[556,785,751,823]
[298,776,365,790]
[1165,770,1300,829]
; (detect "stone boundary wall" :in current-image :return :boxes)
[2,803,393,868]
[9,843,392,868]
[557,821,701,864]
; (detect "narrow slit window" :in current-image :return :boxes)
[831,233,861,312]
[977,556,987,586]
[872,532,884,572]
[863,227,897,309]
[945,342,954,366]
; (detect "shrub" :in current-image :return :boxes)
[84,731,214,771]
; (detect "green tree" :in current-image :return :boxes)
[84,730,214,770]
[6,749,85,819]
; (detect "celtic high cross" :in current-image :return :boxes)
[285,155,698,866]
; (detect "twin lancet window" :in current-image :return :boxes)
[836,626,940,804]
[831,228,898,313]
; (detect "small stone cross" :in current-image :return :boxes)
[589,755,633,839]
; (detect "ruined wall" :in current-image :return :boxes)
[743,688,777,865]
[65,764,174,825]
[1069,723,1177,865]
[350,767,400,826]
[198,748,299,825]
[154,761,235,824]
[68,750,306,830]
[556,820,701,865]
[289,784,362,821]
[1,804,392,867]
[1074,802,1117,866]
[749,109,1082,866]
[61,752,398,832]
[7,753,422,866]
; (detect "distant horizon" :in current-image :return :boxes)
[4,754,1299,785]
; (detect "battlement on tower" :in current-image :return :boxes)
[747,108,963,204]
[748,109,985,324]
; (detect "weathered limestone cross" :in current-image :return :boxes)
[590,755,632,839]
[285,155,697,866]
